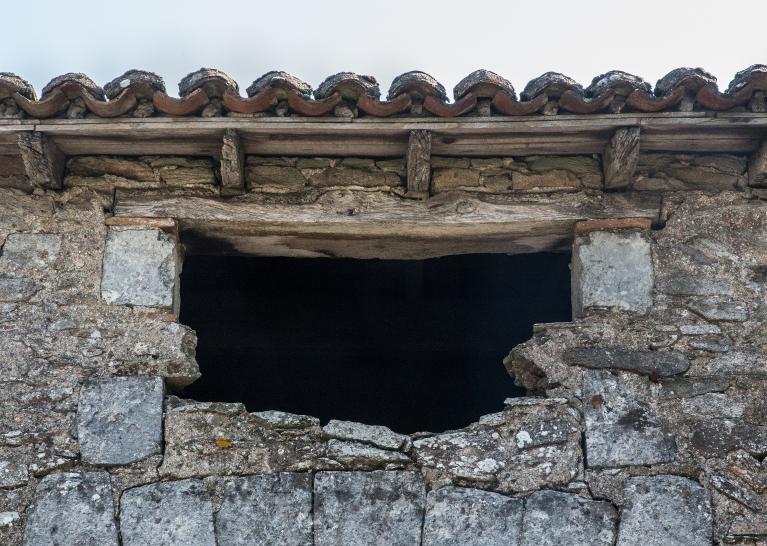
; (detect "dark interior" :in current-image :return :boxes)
[179,252,571,433]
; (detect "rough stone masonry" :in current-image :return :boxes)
[1,142,767,545]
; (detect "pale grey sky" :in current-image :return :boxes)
[5,0,766,98]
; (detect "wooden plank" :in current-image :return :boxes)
[748,139,767,186]
[113,189,661,259]
[220,129,245,195]
[17,132,65,189]
[603,127,641,189]
[406,130,431,197]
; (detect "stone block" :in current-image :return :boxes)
[687,298,748,321]
[572,231,653,317]
[314,471,425,546]
[323,419,409,450]
[563,348,689,377]
[77,376,163,465]
[520,490,617,546]
[101,228,180,309]
[120,479,215,546]
[431,168,481,191]
[23,471,118,546]
[616,475,712,546]
[326,439,411,468]
[216,473,312,546]
[1,233,61,269]
[583,370,676,467]
[422,486,523,546]
[0,460,28,488]
[0,277,37,301]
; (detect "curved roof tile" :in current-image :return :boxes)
[104,70,165,99]
[315,72,380,100]
[388,71,448,102]
[41,73,105,100]
[521,72,583,101]
[178,68,239,97]
[453,70,515,100]
[246,71,312,98]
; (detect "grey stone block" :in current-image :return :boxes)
[563,347,689,376]
[423,486,523,546]
[0,460,28,488]
[77,376,163,465]
[101,228,179,308]
[583,370,676,467]
[216,473,312,546]
[520,490,617,546]
[23,471,118,546]
[572,231,653,317]
[314,471,425,546]
[1,233,61,269]
[617,475,712,546]
[120,479,215,546]
[0,277,37,301]
[323,419,409,450]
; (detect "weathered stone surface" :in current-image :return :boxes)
[323,419,408,450]
[413,402,582,493]
[657,275,733,296]
[251,410,319,429]
[104,70,166,99]
[563,347,689,376]
[520,490,618,546]
[0,460,28,488]
[572,231,653,317]
[583,370,676,467]
[326,440,410,468]
[512,170,582,191]
[658,376,730,398]
[23,471,118,546]
[1,234,61,269]
[617,475,712,546]
[634,153,746,191]
[0,277,37,301]
[120,479,215,546]
[422,486,523,546]
[681,392,745,419]
[159,402,326,478]
[693,349,767,377]
[308,166,401,188]
[101,228,179,308]
[68,157,157,181]
[216,473,312,546]
[246,165,307,188]
[431,168,481,191]
[77,376,163,465]
[690,420,767,456]
[687,298,749,321]
[314,471,425,546]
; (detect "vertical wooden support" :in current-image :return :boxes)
[17,132,65,190]
[406,130,431,198]
[748,139,767,187]
[603,126,640,190]
[220,128,245,195]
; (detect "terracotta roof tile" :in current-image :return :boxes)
[2,66,767,120]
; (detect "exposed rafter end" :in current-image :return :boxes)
[406,129,431,199]
[220,128,245,196]
[748,139,767,187]
[602,126,640,190]
[17,132,65,190]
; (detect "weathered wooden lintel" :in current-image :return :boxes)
[16,132,65,189]
[113,189,661,260]
[603,126,641,190]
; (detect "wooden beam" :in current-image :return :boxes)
[17,132,65,189]
[603,126,640,190]
[748,139,767,186]
[113,189,661,260]
[406,130,431,198]
[220,129,245,195]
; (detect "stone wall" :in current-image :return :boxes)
[1,153,767,544]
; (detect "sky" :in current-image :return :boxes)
[3,0,766,99]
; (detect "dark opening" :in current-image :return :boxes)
[179,253,571,433]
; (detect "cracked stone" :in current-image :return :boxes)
[216,473,312,546]
[323,419,409,450]
[23,471,118,546]
[120,479,215,546]
[520,490,618,546]
[77,376,163,465]
[314,471,425,546]
[423,486,523,546]
[617,475,712,546]
[563,347,689,376]
[583,370,676,467]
